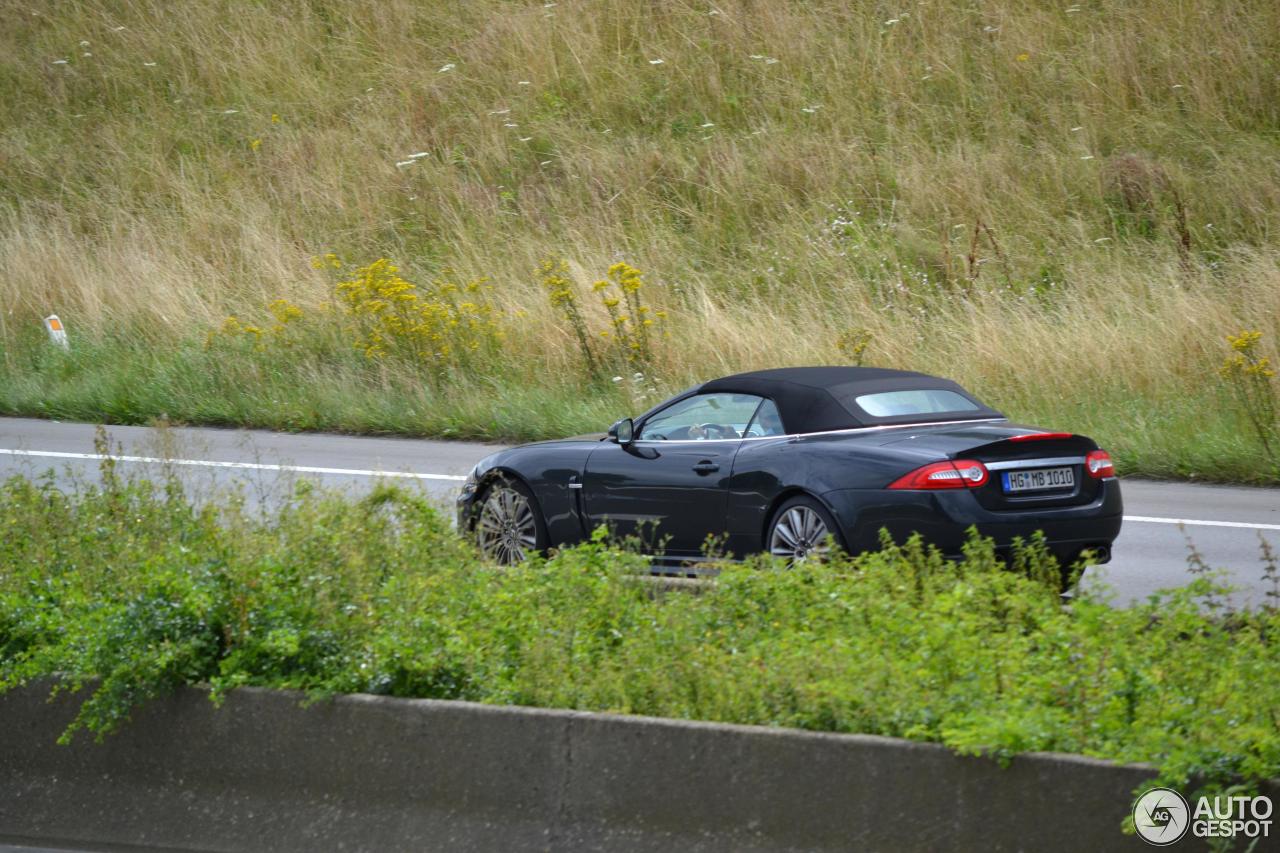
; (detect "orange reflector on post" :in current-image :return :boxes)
[43,314,69,349]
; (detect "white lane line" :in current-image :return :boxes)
[0,449,468,482]
[2,449,1275,523]
[1124,515,1280,532]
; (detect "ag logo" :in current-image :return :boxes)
[1134,787,1190,845]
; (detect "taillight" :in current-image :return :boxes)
[888,459,989,490]
[1009,431,1072,442]
[1085,450,1115,479]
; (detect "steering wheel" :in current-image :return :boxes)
[692,423,736,440]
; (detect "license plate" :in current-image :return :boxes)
[1001,466,1075,493]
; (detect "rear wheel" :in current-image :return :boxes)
[474,477,547,565]
[767,496,842,563]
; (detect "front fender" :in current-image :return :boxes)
[457,442,597,547]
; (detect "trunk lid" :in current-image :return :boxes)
[879,422,1103,510]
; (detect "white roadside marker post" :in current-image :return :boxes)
[44,315,69,349]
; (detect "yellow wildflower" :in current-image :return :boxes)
[1228,331,1264,353]
[268,299,302,325]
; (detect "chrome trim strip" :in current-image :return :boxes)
[985,456,1084,471]
[631,417,1010,446]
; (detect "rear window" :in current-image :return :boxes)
[853,389,980,418]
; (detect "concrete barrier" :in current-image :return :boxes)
[0,683,1266,851]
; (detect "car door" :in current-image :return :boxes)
[581,392,765,557]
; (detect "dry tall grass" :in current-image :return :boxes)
[2,0,1278,470]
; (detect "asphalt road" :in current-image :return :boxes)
[2,416,1278,608]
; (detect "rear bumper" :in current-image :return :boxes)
[821,478,1123,561]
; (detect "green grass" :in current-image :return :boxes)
[2,471,1278,806]
[1,0,1279,480]
[0,329,622,442]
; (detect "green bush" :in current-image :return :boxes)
[1,471,1277,805]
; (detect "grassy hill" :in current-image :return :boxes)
[2,0,1278,480]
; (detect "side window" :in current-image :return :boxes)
[744,398,785,437]
[637,393,763,441]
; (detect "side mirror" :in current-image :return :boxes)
[608,417,635,446]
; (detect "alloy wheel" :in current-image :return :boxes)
[769,505,832,562]
[476,484,538,565]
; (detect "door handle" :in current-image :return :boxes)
[692,460,720,474]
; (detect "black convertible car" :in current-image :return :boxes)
[457,367,1122,585]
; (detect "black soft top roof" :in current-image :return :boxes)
[697,366,1003,433]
